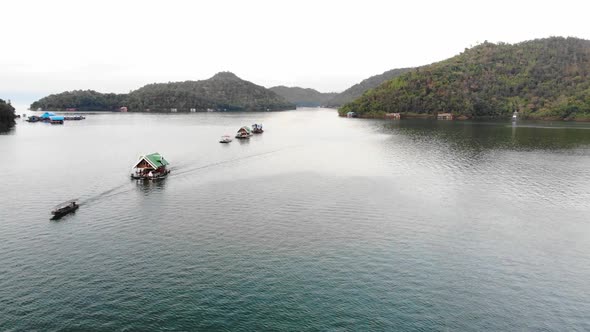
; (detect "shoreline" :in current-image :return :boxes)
[338,113,590,122]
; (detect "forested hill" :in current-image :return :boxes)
[269,86,337,107]
[126,72,294,112]
[31,90,124,112]
[0,99,17,132]
[340,37,590,120]
[326,68,413,107]
[30,72,295,112]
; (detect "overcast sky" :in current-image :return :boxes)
[2,0,589,103]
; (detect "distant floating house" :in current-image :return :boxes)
[49,115,64,124]
[346,112,357,118]
[27,115,41,122]
[235,126,252,139]
[190,108,196,113]
[171,108,178,113]
[40,112,56,121]
[385,113,401,119]
[120,106,128,112]
[252,123,264,133]
[437,113,454,120]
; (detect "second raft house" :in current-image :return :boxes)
[235,126,252,139]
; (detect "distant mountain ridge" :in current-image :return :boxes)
[326,68,413,107]
[31,72,295,112]
[340,37,590,120]
[269,86,337,107]
[125,72,294,112]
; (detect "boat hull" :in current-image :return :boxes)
[51,205,79,220]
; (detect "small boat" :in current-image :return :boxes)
[131,152,171,180]
[26,115,40,122]
[219,134,233,143]
[51,200,79,220]
[512,111,518,121]
[235,126,252,139]
[252,123,264,134]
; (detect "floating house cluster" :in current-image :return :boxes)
[222,123,264,142]
[26,112,85,124]
[347,111,455,120]
[50,120,265,219]
[133,123,264,181]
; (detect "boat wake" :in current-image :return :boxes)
[171,145,300,177]
[78,145,300,207]
[80,183,135,206]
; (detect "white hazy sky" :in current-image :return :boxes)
[2,0,589,103]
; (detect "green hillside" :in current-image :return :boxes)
[327,67,412,107]
[30,90,123,112]
[269,86,337,107]
[31,72,294,112]
[340,37,590,120]
[126,72,294,112]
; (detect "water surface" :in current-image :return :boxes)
[1,109,589,330]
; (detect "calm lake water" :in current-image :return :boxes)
[1,108,589,331]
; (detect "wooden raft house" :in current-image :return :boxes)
[235,126,252,139]
[385,113,401,119]
[252,123,264,133]
[437,113,454,120]
[131,153,171,180]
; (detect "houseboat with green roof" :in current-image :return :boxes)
[235,126,252,139]
[131,153,171,180]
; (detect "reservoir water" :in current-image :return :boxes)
[1,108,589,330]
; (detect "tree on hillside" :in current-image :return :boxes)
[0,98,16,132]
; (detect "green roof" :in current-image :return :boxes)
[145,153,169,168]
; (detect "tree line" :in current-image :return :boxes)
[30,72,294,112]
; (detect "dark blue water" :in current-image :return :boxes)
[1,109,589,330]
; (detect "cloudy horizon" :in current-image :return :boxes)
[3,0,590,105]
